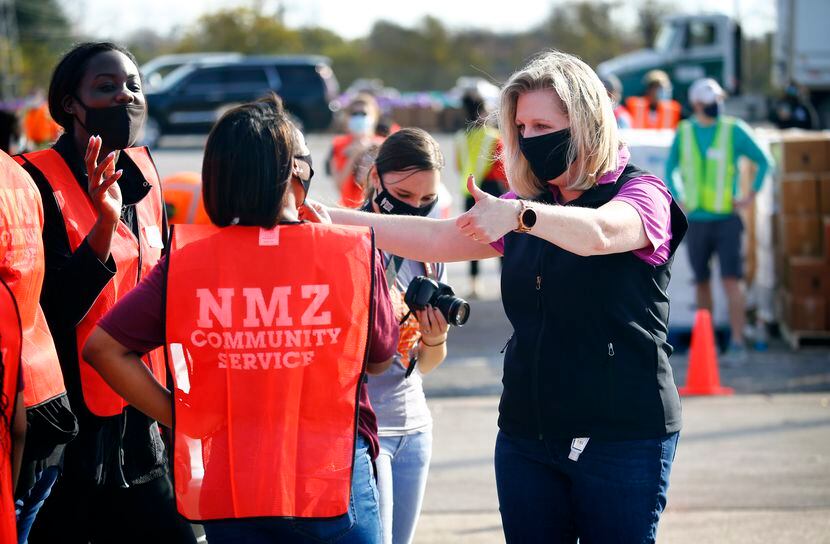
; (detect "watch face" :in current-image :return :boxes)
[523,208,538,228]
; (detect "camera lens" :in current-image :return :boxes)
[436,295,470,326]
[450,300,470,326]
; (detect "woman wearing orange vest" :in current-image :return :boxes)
[329,93,387,208]
[15,42,195,543]
[83,95,400,543]
[0,276,27,544]
[0,149,76,543]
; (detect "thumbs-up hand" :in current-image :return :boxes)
[456,174,521,244]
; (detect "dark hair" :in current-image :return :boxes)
[202,94,296,228]
[461,91,486,124]
[375,128,444,179]
[48,42,140,132]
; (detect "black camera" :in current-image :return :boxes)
[404,276,470,327]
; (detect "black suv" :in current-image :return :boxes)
[143,55,339,145]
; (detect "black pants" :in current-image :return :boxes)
[465,179,506,278]
[28,472,196,544]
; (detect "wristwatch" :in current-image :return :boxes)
[514,200,537,233]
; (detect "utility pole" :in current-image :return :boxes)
[0,0,21,101]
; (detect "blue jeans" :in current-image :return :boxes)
[202,435,381,543]
[376,431,432,544]
[495,430,678,544]
[15,465,60,544]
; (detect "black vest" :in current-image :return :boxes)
[499,164,688,441]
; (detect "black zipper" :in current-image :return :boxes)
[500,333,514,354]
[531,248,545,440]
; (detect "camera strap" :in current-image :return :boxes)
[384,254,405,290]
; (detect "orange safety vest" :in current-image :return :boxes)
[15,147,167,417]
[331,134,385,208]
[0,278,22,543]
[165,222,373,521]
[23,103,61,145]
[162,172,210,225]
[0,151,66,408]
[625,97,681,129]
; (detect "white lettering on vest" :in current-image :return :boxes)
[242,287,293,327]
[301,285,332,326]
[196,288,234,328]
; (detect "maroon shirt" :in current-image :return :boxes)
[98,250,399,459]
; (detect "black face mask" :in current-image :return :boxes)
[74,97,146,150]
[518,128,574,183]
[295,154,314,204]
[702,102,722,119]
[373,171,437,217]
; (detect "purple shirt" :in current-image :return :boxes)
[491,146,673,265]
[98,250,399,460]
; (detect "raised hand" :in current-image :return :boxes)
[455,175,521,244]
[85,135,123,225]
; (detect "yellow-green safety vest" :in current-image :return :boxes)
[455,125,500,196]
[677,116,736,214]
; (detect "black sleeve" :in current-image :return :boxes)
[25,163,117,329]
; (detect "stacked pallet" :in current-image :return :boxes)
[769,133,830,347]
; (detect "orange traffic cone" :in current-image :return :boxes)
[678,309,734,396]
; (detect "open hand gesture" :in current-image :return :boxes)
[85,135,123,225]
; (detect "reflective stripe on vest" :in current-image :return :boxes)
[165,223,373,521]
[455,126,499,194]
[19,147,166,417]
[0,279,22,542]
[625,97,681,129]
[162,172,210,225]
[677,118,736,214]
[3,152,66,407]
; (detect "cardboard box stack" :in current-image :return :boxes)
[769,133,830,333]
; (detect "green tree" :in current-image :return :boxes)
[176,7,302,54]
[14,0,74,94]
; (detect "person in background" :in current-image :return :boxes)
[626,69,681,129]
[360,128,450,544]
[0,110,21,154]
[454,90,508,297]
[1,146,77,543]
[770,82,820,130]
[15,42,195,543]
[83,95,398,543]
[601,74,633,129]
[665,77,773,364]
[329,93,386,208]
[0,151,31,544]
[22,91,62,151]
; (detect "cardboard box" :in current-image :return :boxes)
[786,257,830,297]
[819,173,830,215]
[780,174,820,214]
[779,214,823,257]
[772,136,829,174]
[780,291,828,331]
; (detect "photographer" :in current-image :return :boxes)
[360,128,453,544]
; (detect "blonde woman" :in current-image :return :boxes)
[315,50,687,543]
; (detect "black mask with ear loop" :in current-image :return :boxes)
[294,154,314,204]
[73,96,146,150]
[373,169,437,217]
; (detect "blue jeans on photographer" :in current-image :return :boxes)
[15,465,60,544]
[202,435,381,544]
[376,430,432,544]
[495,430,678,544]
